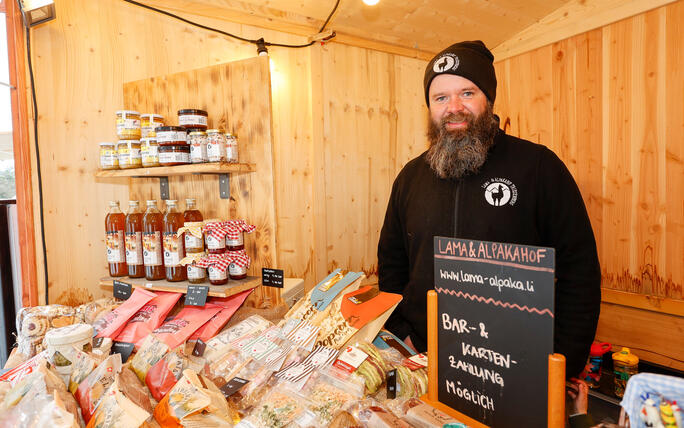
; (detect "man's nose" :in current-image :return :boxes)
[446,97,464,113]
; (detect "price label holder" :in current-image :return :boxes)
[112,341,135,363]
[262,268,284,288]
[185,285,209,306]
[93,337,104,349]
[220,377,250,398]
[192,339,206,357]
[386,369,397,399]
[113,280,132,300]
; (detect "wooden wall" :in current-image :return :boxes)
[28,0,682,367]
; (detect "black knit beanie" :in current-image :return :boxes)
[423,40,497,105]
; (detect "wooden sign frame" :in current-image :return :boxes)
[421,290,566,428]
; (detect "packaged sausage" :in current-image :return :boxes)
[130,334,170,382]
[188,290,252,343]
[152,303,222,350]
[74,353,123,424]
[115,291,182,348]
[94,288,158,338]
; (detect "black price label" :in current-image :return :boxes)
[220,377,250,398]
[386,369,397,399]
[262,268,284,288]
[185,285,209,306]
[111,341,135,363]
[192,339,206,357]
[113,280,132,300]
[93,337,104,348]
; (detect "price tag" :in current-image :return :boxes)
[220,377,250,398]
[333,346,368,373]
[403,353,428,370]
[386,369,397,399]
[93,337,104,348]
[192,339,206,357]
[111,341,135,363]
[262,268,284,288]
[185,285,209,306]
[113,280,132,300]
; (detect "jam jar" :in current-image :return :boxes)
[188,131,208,163]
[116,110,141,140]
[158,144,190,166]
[228,260,247,280]
[206,129,226,162]
[204,219,226,254]
[225,133,239,163]
[156,126,187,145]
[141,137,159,167]
[117,140,142,169]
[141,114,164,138]
[99,142,119,170]
[182,221,205,253]
[178,109,208,131]
[187,255,207,284]
[207,264,228,285]
[226,231,244,251]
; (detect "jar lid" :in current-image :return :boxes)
[146,200,157,205]
[206,129,223,133]
[141,113,164,119]
[99,142,115,146]
[589,342,611,356]
[612,347,639,365]
[184,221,204,227]
[45,323,93,346]
[188,131,207,136]
[116,110,140,116]
[140,137,157,143]
[156,125,186,132]
[178,109,208,116]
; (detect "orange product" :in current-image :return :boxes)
[164,200,187,282]
[94,288,157,338]
[105,201,126,277]
[75,353,123,424]
[115,291,182,348]
[125,200,144,278]
[188,289,253,342]
[153,303,223,350]
[143,200,165,280]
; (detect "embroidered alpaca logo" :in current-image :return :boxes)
[483,179,518,206]
[433,54,459,73]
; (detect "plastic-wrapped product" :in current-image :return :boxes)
[68,348,98,393]
[300,368,364,425]
[74,353,123,424]
[86,377,150,428]
[189,290,252,342]
[145,350,189,402]
[153,369,217,426]
[203,315,273,363]
[77,297,122,325]
[130,334,170,382]
[0,392,78,428]
[350,342,391,395]
[94,288,158,338]
[357,403,414,428]
[118,366,154,415]
[15,304,79,358]
[115,291,182,348]
[237,385,307,428]
[152,304,222,350]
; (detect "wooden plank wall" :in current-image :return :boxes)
[493,2,684,369]
[28,0,683,367]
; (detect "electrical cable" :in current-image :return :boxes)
[24,25,50,305]
[123,0,340,49]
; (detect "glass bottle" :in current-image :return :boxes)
[163,200,187,282]
[105,201,126,277]
[125,200,144,278]
[183,198,203,222]
[183,198,204,254]
[143,200,165,280]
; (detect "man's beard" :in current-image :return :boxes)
[425,103,499,180]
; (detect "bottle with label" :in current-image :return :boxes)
[183,199,203,222]
[125,200,144,278]
[182,199,204,254]
[163,200,187,282]
[143,200,165,280]
[105,201,126,277]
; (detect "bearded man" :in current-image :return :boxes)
[377,40,601,378]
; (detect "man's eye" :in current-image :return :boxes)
[435,96,447,102]
[462,91,473,97]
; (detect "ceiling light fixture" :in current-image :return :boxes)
[256,38,269,56]
[362,0,380,5]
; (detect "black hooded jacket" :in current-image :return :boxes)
[377,129,601,377]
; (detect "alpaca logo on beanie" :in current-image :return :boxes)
[432,53,459,73]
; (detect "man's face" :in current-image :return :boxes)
[428,74,489,131]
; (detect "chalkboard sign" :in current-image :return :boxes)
[185,285,209,306]
[113,280,132,300]
[434,237,554,428]
[262,268,284,288]
[111,341,135,363]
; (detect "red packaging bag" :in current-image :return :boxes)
[145,351,187,402]
[115,291,182,348]
[94,288,157,338]
[153,303,222,350]
[188,289,253,342]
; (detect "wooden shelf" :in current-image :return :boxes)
[94,162,255,178]
[99,275,261,298]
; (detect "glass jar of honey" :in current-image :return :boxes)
[189,131,208,163]
[187,260,206,284]
[141,114,164,138]
[178,109,208,131]
[117,140,142,169]
[141,137,159,167]
[116,110,141,140]
[180,221,204,253]
[163,200,187,282]
[99,142,119,170]
[206,129,226,162]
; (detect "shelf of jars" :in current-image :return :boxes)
[94,161,255,178]
[99,275,261,298]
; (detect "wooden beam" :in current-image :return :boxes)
[6,0,39,307]
[492,0,678,61]
[602,288,684,317]
[127,0,434,61]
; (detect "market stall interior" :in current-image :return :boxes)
[1,0,683,426]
